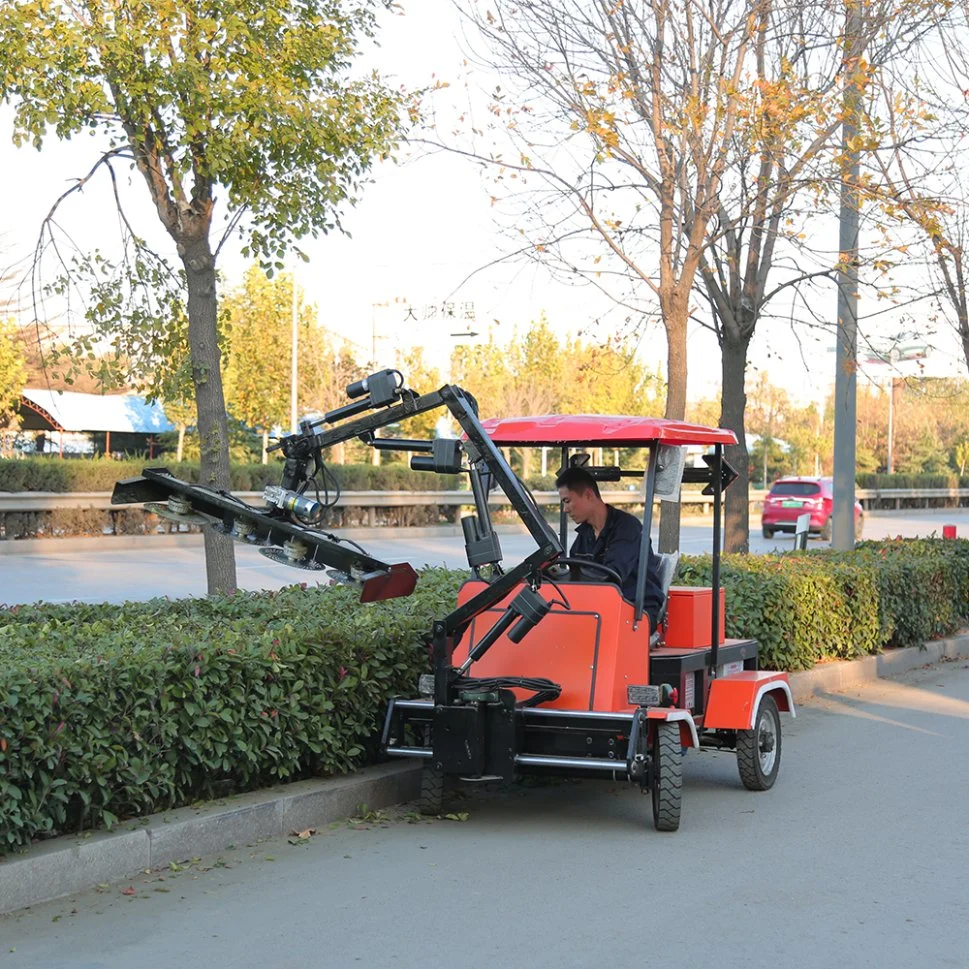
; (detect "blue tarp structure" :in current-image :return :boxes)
[18,389,174,434]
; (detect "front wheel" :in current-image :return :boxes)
[761,524,775,539]
[819,517,832,542]
[651,722,682,831]
[419,764,452,816]
[737,694,781,791]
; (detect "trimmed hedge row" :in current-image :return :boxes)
[677,538,969,670]
[0,571,463,854]
[12,459,968,495]
[0,458,461,494]
[2,539,967,854]
[856,472,969,489]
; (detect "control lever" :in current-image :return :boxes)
[456,585,550,674]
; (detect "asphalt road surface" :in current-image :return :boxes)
[1,509,967,607]
[2,660,967,969]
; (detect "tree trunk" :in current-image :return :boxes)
[176,424,185,463]
[960,305,969,377]
[262,429,269,465]
[720,329,752,553]
[658,304,688,553]
[521,446,532,480]
[179,235,237,596]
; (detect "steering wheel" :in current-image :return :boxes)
[544,557,624,586]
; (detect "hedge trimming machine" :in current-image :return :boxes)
[113,369,794,831]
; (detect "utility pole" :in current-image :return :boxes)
[290,271,299,434]
[886,377,894,474]
[832,1,862,550]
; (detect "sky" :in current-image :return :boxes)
[1,0,966,408]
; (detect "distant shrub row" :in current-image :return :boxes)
[0,458,461,493]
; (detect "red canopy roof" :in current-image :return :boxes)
[478,415,737,447]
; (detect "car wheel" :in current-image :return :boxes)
[820,517,832,542]
[737,695,781,791]
[855,513,864,541]
[762,525,775,539]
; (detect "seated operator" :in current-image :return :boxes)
[555,467,665,630]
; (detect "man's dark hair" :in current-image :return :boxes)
[555,466,601,498]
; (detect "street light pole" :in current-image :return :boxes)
[886,377,894,475]
[290,271,299,434]
[832,1,862,550]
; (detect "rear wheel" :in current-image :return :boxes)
[737,694,781,791]
[820,517,833,542]
[650,722,682,832]
[761,524,775,539]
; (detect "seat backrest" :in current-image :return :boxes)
[654,550,680,622]
[648,551,680,647]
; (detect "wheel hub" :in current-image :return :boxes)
[757,713,778,774]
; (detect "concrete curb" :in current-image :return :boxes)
[0,761,420,916]
[786,632,969,702]
[3,633,968,916]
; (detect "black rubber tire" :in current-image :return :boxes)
[855,513,864,541]
[820,517,832,542]
[650,722,682,832]
[419,765,449,816]
[737,694,782,791]
[762,525,775,539]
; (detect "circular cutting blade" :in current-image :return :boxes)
[211,520,261,544]
[145,501,209,525]
[259,546,325,571]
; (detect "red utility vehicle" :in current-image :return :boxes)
[384,413,796,830]
[761,476,863,541]
[112,374,795,833]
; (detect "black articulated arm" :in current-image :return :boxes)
[112,371,564,628]
[112,467,417,602]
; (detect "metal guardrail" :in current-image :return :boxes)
[0,487,967,520]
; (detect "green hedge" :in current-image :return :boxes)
[856,472,969,489]
[0,570,463,854]
[2,539,967,854]
[6,459,966,494]
[677,538,969,670]
[0,458,461,493]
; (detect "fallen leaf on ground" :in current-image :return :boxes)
[121,887,136,896]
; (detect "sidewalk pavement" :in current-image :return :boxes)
[2,631,967,915]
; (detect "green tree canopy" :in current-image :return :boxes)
[0,0,408,592]
[222,266,314,457]
[0,320,27,434]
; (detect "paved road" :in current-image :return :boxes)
[2,661,968,969]
[1,509,966,607]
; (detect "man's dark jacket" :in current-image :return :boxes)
[570,504,665,623]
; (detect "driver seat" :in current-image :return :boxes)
[649,551,680,647]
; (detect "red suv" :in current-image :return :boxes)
[761,476,864,541]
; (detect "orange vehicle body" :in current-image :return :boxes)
[454,580,648,714]
[453,579,795,743]
[704,671,794,729]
